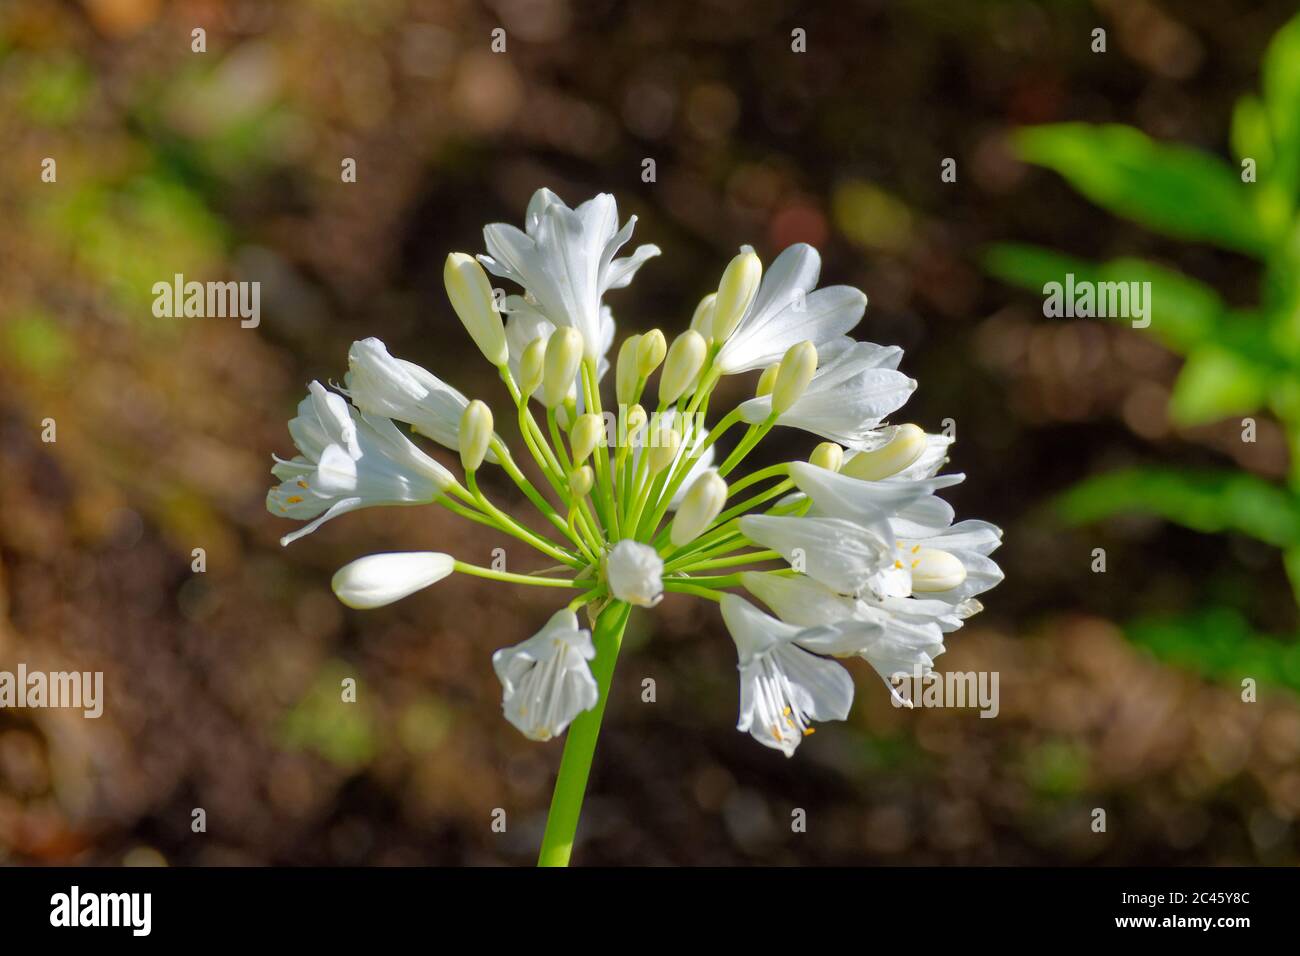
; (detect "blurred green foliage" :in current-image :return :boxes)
[987,12,1300,687]
[987,13,1300,605]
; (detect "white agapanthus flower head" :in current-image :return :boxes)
[267,187,1003,858]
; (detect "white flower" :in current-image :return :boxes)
[493,609,599,741]
[721,595,854,757]
[740,571,950,706]
[267,381,453,545]
[344,337,499,463]
[788,460,963,526]
[739,338,915,448]
[331,552,455,609]
[714,244,867,374]
[738,513,895,595]
[269,188,1004,775]
[503,298,616,406]
[605,540,663,607]
[480,189,659,361]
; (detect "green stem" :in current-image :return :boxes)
[537,602,632,867]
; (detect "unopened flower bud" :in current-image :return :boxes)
[615,334,641,405]
[570,413,605,464]
[659,330,707,406]
[444,253,507,366]
[841,424,927,481]
[647,425,681,475]
[755,362,779,398]
[910,548,966,593]
[542,327,584,409]
[636,329,667,377]
[711,251,761,342]
[458,400,493,471]
[689,292,717,338]
[332,552,455,609]
[520,336,547,397]
[568,465,594,498]
[771,341,817,414]
[625,404,647,443]
[809,441,843,472]
[670,470,727,547]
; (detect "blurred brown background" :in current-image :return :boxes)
[1,0,1298,865]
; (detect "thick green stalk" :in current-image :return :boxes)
[537,602,632,866]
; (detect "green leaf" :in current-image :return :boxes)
[1014,123,1272,256]
[984,243,1223,353]
[1168,345,1271,426]
[1057,467,1300,548]
[1230,94,1272,168]
[1262,12,1300,198]
[1127,608,1300,696]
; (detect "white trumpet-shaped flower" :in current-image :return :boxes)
[605,540,664,607]
[480,189,659,361]
[267,381,453,545]
[492,609,599,741]
[345,338,498,463]
[715,245,867,374]
[740,571,951,706]
[739,338,915,449]
[721,595,854,757]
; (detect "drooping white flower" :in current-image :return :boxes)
[480,189,659,361]
[739,338,915,448]
[331,552,455,609]
[492,609,599,741]
[715,244,867,374]
[740,571,950,706]
[721,595,854,757]
[345,337,497,462]
[268,382,454,545]
[605,539,663,607]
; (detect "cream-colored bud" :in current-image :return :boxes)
[542,327,584,408]
[711,251,762,342]
[647,425,681,475]
[615,334,641,406]
[570,413,605,464]
[568,465,594,498]
[771,341,817,414]
[459,399,493,471]
[841,424,928,481]
[520,337,547,397]
[755,362,779,398]
[636,329,667,378]
[809,442,844,472]
[689,292,717,338]
[658,330,707,406]
[910,548,966,593]
[670,470,727,547]
[444,253,508,366]
[625,403,648,443]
